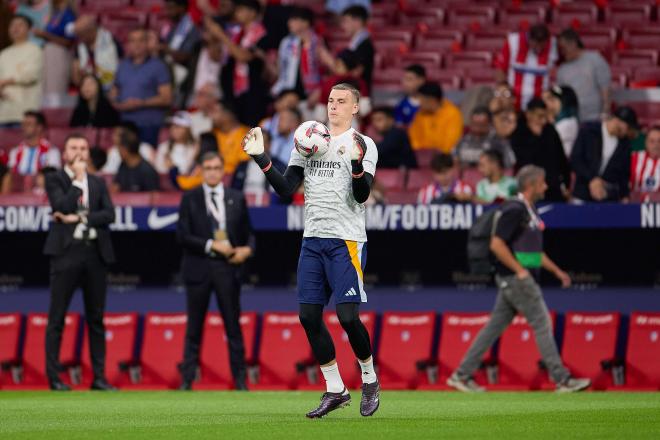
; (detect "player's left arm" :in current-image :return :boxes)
[351,132,377,204]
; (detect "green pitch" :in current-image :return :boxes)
[1,391,659,439]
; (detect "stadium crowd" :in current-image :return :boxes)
[0,0,659,204]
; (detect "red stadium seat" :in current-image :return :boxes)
[111,192,153,206]
[150,192,183,207]
[373,29,413,46]
[426,68,463,90]
[612,50,659,68]
[626,102,660,122]
[445,52,493,69]
[561,312,620,390]
[632,67,660,85]
[100,11,149,45]
[0,313,22,387]
[4,313,80,389]
[79,313,138,388]
[447,6,496,28]
[399,6,445,27]
[603,4,652,26]
[419,312,492,390]
[385,190,418,205]
[610,66,632,89]
[618,312,660,390]
[499,6,547,30]
[461,168,482,189]
[375,169,406,191]
[130,313,187,389]
[42,107,74,128]
[621,29,660,50]
[463,69,499,88]
[250,312,310,390]
[490,312,557,390]
[196,312,257,389]
[0,128,24,150]
[415,29,463,52]
[398,52,443,70]
[551,3,598,28]
[465,29,508,52]
[78,0,131,14]
[407,168,435,190]
[377,311,436,389]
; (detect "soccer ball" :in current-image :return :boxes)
[294,121,331,158]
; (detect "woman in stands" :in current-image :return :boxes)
[154,111,198,176]
[543,85,579,158]
[70,73,120,128]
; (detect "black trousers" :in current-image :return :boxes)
[46,241,107,382]
[180,261,246,383]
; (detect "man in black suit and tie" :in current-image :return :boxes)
[43,133,116,391]
[177,151,254,390]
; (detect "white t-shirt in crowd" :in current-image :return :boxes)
[289,127,378,242]
[555,117,579,158]
[102,143,155,174]
[154,141,197,174]
[600,121,618,175]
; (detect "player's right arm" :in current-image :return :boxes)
[243,127,304,197]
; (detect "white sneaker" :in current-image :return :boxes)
[446,373,486,393]
[556,377,591,393]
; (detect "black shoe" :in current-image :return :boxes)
[360,381,380,417]
[234,377,248,391]
[49,380,71,391]
[90,378,117,391]
[306,389,351,419]
[178,381,192,391]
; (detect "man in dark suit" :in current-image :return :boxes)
[571,106,636,202]
[177,151,254,390]
[43,133,116,391]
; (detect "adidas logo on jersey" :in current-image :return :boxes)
[345,288,358,297]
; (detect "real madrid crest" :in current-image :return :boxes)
[338,146,346,155]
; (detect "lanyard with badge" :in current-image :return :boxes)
[517,193,545,231]
[206,188,229,244]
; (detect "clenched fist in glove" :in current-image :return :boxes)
[242,127,265,156]
[351,132,368,178]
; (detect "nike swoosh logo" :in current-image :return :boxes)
[147,209,179,230]
[537,205,553,215]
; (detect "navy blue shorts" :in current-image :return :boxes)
[297,237,367,305]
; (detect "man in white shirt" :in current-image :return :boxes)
[571,106,636,202]
[0,14,44,125]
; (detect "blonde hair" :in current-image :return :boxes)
[331,82,360,104]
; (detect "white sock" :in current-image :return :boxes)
[359,357,377,384]
[320,363,346,394]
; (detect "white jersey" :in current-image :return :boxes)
[289,127,378,242]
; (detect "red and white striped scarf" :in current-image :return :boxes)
[229,21,266,97]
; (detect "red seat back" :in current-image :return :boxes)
[625,312,660,388]
[199,312,257,387]
[378,312,436,389]
[323,312,376,388]
[139,313,187,388]
[256,312,310,388]
[22,313,80,386]
[497,312,556,388]
[0,313,22,385]
[81,313,138,386]
[437,312,491,382]
[375,169,405,191]
[406,169,434,191]
[562,312,620,390]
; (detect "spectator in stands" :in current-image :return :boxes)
[113,127,160,192]
[408,82,463,153]
[210,99,250,174]
[630,126,660,195]
[14,0,50,47]
[33,0,76,106]
[543,85,579,158]
[491,108,517,169]
[266,107,301,166]
[70,74,120,128]
[155,111,198,175]
[319,50,368,106]
[88,146,107,175]
[455,106,501,169]
[71,15,121,91]
[7,111,61,175]
[0,15,43,126]
[161,0,202,68]
[232,130,287,198]
[495,24,557,110]
[270,7,322,103]
[394,64,426,127]
[417,153,472,204]
[179,27,223,109]
[511,98,570,202]
[326,0,371,15]
[488,82,515,115]
[475,150,517,204]
[111,28,173,147]
[205,0,269,126]
[189,83,220,139]
[571,106,636,203]
[261,89,301,133]
[102,121,155,175]
[0,161,9,194]
[370,106,416,169]
[557,28,611,123]
[319,6,374,93]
